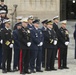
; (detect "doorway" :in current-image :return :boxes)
[60,0,76,20]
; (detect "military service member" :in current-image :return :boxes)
[27,15,34,30]
[59,20,69,69]
[41,19,48,68]
[30,19,43,73]
[13,23,22,71]
[0,0,8,16]
[18,18,31,74]
[1,19,14,73]
[14,16,22,30]
[44,20,58,71]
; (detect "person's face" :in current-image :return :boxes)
[1,13,5,17]
[22,22,28,28]
[34,23,39,28]
[28,19,33,24]
[61,23,66,28]
[47,24,53,29]
[5,23,10,28]
[1,2,4,5]
[54,19,59,23]
[17,25,22,29]
[43,23,47,27]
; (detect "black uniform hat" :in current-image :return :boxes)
[0,0,4,2]
[16,22,22,26]
[32,19,40,24]
[46,20,53,25]
[42,19,48,24]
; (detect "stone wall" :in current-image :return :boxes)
[5,0,60,20]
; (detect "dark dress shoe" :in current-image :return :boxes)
[25,71,31,74]
[30,70,36,73]
[59,67,63,69]
[63,67,69,69]
[45,69,51,71]
[7,70,14,72]
[50,68,57,71]
[36,70,43,72]
[13,68,18,72]
[2,70,7,73]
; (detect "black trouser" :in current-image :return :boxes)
[13,48,20,69]
[22,49,30,73]
[42,46,45,67]
[60,47,68,67]
[2,48,12,71]
[46,48,56,70]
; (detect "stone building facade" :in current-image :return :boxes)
[5,0,60,20]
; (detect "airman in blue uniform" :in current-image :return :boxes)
[30,19,44,73]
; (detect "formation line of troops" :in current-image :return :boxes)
[0,0,70,75]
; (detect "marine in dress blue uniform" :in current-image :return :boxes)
[13,23,22,71]
[30,19,44,73]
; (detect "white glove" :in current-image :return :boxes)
[40,42,43,46]
[38,42,43,46]
[54,40,57,45]
[27,42,31,47]
[0,40,3,44]
[65,42,69,46]
[9,44,13,48]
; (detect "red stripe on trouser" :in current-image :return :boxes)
[19,49,22,73]
[58,48,60,69]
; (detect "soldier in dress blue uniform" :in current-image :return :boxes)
[27,15,34,30]
[1,19,14,73]
[44,20,58,71]
[59,20,69,69]
[41,19,48,68]
[18,18,31,74]
[13,23,22,71]
[30,19,44,73]
[14,16,22,30]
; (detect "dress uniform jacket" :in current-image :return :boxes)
[1,28,14,49]
[18,27,31,49]
[0,4,8,14]
[44,28,58,70]
[59,27,69,48]
[44,28,58,48]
